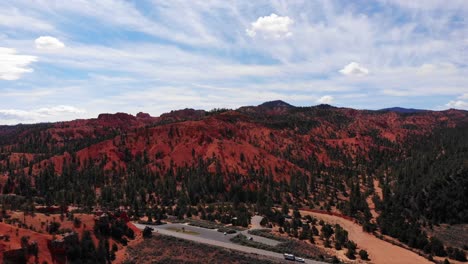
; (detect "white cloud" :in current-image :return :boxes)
[33,43,290,81]
[36,105,85,115]
[0,109,33,120]
[446,100,468,109]
[417,63,457,75]
[0,0,467,116]
[0,105,86,124]
[246,13,293,39]
[35,36,65,50]
[339,62,369,76]
[458,93,468,100]
[11,0,221,47]
[0,11,55,32]
[317,95,334,104]
[380,0,468,11]
[0,47,37,80]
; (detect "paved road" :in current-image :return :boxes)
[139,222,280,246]
[139,223,239,243]
[133,222,326,264]
[239,229,281,246]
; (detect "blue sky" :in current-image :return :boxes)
[0,0,467,124]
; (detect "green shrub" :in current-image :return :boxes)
[359,249,369,260]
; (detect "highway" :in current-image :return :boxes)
[133,220,327,264]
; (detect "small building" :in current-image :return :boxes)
[35,205,67,214]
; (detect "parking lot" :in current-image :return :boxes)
[133,220,325,264]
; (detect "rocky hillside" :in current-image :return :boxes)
[1,101,466,179]
[0,101,467,257]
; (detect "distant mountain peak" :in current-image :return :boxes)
[136,112,152,118]
[379,107,427,113]
[315,104,336,109]
[259,100,295,108]
[97,112,136,121]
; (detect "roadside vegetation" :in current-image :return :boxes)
[230,233,330,262]
[126,234,278,264]
[247,229,289,242]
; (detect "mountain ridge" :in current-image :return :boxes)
[2,101,468,127]
[1,101,467,179]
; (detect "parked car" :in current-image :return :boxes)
[295,257,305,263]
[283,253,295,261]
[248,236,253,241]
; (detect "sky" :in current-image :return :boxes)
[0,0,467,125]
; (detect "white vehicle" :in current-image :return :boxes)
[248,236,253,241]
[283,253,295,261]
[223,232,227,235]
[295,257,305,263]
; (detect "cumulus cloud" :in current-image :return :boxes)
[317,95,334,104]
[339,62,369,76]
[246,13,293,39]
[35,36,65,50]
[446,100,468,109]
[0,47,37,80]
[0,105,86,124]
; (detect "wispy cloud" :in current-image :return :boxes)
[0,0,467,124]
[0,9,55,32]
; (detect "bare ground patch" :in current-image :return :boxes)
[125,234,281,264]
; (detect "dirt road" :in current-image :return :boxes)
[300,210,431,264]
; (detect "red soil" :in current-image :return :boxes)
[300,209,431,264]
[1,212,140,264]
[0,221,53,264]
